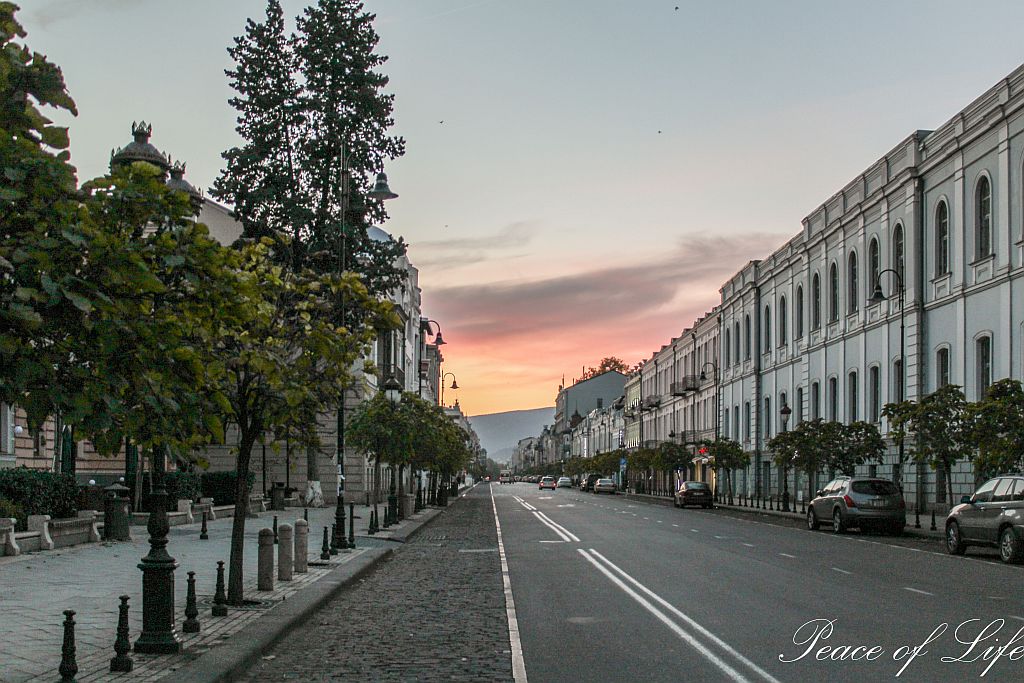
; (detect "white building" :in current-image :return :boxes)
[719,62,1024,509]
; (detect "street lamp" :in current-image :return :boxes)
[382,373,403,525]
[780,402,792,512]
[440,372,459,407]
[699,361,720,499]
[422,319,446,347]
[869,268,905,493]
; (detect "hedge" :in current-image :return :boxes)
[0,468,78,530]
[201,471,255,506]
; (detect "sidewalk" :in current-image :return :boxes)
[619,490,945,540]
[0,495,450,682]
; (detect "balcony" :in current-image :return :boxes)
[672,375,701,394]
[642,396,661,409]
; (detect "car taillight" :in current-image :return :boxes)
[843,494,856,508]
[898,498,906,509]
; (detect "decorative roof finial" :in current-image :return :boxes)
[131,120,152,142]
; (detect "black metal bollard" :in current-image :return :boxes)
[200,511,209,540]
[372,502,380,533]
[59,610,78,682]
[348,502,356,549]
[212,561,228,617]
[273,515,279,545]
[110,596,133,672]
[329,524,339,554]
[183,571,200,633]
[769,496,775,511]
[304,508,308,522]
[320,526,331,560]
[332,494,346,551]
[915,505,921,529]
[801,498,806,514]
[930,508,937,532]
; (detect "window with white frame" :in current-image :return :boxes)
[795,286,804,339]
[829,264,839,322]
[936,347,950,389]
[812,274,822,330]
[935,201,949,276]
[869,238,880,292]
[848,371,858,422]
[847,252,858,313]
[976,335,992,399]
[779,296,787,346]
[976,176,992,260]
[869,366,880,423]
[893,223,905,283]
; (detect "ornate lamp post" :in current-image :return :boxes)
[382,373,403,525]
[440,372,459,408]
[134,446,181,653]
[699,362,720,499]
[869,269,905,491]
[779,402,792,512]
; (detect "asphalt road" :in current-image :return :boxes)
[492,482,1024,683]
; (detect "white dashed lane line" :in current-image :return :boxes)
[903,587,934,596]
[831,567,851,575]
[779,553,796,559]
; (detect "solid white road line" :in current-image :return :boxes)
[903,587,934,596]
[534,511,580,542]
[831,567,851,575]
[587,549,783,683]
[578,549,751,683]
[779,553,796,558]
[491,487,527,683]
[532,512,572,542]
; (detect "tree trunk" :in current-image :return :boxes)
[946,461,954,511]
[228,435,255,606]
[304,444,324,507]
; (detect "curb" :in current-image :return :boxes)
[172,547,392,683]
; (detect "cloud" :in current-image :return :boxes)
[424,231,783,346]
[25,0,141,29]
[409,221,536,269]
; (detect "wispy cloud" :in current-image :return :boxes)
[26,0,142,29]
[410,221,536,269]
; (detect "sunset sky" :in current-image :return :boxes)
[27,0,1024,415]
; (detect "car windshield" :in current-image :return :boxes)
[686,482,709,490]
[851,481,899,495]
[541,477,554,482]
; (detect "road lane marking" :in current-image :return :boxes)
[691,529,699,533]
[672,524,679,527]
[903,587,934,596]
[584,549,782,683]
[538,540,566,543]
[779,553,796,558]
[459,548,499,553]
[831,567,851,575]
[578,550,751,683]
[742,543,754,547]
[532,512,572,542]
[490,487,527,683]
[534,511,580,542]
[1010,616,1024,622]
[714,535,727,539]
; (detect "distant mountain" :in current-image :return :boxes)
[468,407,554,464]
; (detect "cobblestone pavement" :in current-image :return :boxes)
[0,501,402,682]
[239,486,513,682]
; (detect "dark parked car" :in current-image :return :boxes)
[674,481,713,509]
[806,476,906,534]
[946,475,1024,563]
[579,474,601,492]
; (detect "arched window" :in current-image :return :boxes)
[744,315,751,360]
[869,365,881,422]
[935,201,949,276]
[847,252,858,313]
[812,274,821,330]
[829,263,839,322]
[828,377,838,421]
[763,305,771,352]
[733,322,740,364]
[724,327,731,367]
[795,286,804,339]
[936,347,950,389]
[811,381,820,419]
[976,176,992,259]
[779,295,787,345]
[869,238,880,292]
[848,371,858,422]
[976,335,992,399]
[893,223,905,283]
[795,386,804,423]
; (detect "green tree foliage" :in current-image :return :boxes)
[702,438,748,499]
[214,0,407,325]
[833,421,885,476]
[967,379,1024,479]
[580,357,632,380]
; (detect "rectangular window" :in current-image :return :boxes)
[937,348,950,389]
[763,397,771,440]
[744,402,751,442]
[796,387,804,423]
[811,382,820,420]
[848,372,858,422]
[733,405,739,441]
[869,366,880,423]
[893,360,904,402]
[977,336,992,399]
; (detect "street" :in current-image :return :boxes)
[495,483,1024,683]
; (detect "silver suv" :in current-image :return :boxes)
[806,476,906,535]
[945,475,1024,563]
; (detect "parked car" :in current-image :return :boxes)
[674,481,713,508]
[593,478,617,494]
[499,470,513,484]
[580,473,601,492]
[539,476,557,490]
[806,476,906,534]
[945,474,1024,563]
[556,476,572,488]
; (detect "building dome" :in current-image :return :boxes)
[166,161,203,215]
[110,121,171,175]
[367,225,393,242]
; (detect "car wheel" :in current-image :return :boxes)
[946,521,966,555]
[806,508,819,531]
[832,508,845,534]
[999,527,1024,564]
[889,522,905,537]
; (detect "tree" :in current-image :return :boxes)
[967,379,1024,479]
[787,419,830,501]
[833,421,885,476]
[580,357,632,380]
[703,438,749,501]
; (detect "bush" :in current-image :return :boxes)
[165,471,202,503]
[0,497,25,531]
[201,471,255,506]
[0,468,78,525]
